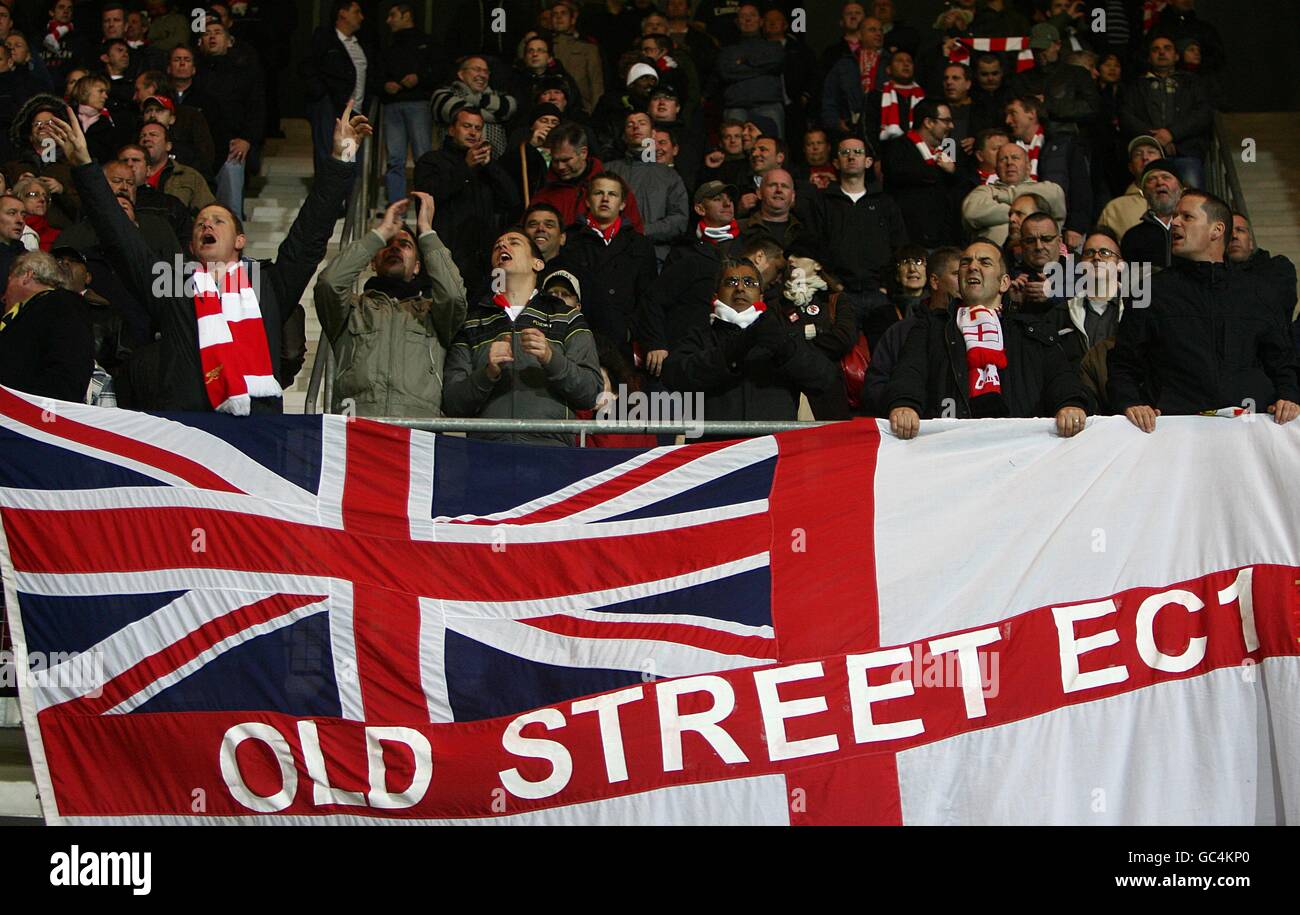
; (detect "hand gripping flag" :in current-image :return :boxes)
[1,386,1298,825]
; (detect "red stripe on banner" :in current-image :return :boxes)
[353,586,427,722]
[0,506,770,605]
[768,420,892,823]
[60,593,322,716]
[35,564,1300,822]
[769,420,883,658]
[0,386,243,493]
[342,419,413,540]
[520,613,778,660]
[469,439,736,525]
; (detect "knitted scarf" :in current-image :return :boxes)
[586,215,624,245]
[907,129,941,165]
[1143,0,1169,32]
[948,37,1036,73]
[1017,126,1044,178]
[44,20,72,52]
[977,166,998,185]
[193,261,279,415]
[696,219,738,244]
[879,81,926,141]
[855,46,883,93]
[711,297,766,329]
[956,304,1007,399]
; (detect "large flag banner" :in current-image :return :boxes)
[1,385,1297,825]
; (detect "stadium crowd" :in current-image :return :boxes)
[0,0,1296,446]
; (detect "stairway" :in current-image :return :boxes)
[244,118,354,414]
[1219,114,1300,277]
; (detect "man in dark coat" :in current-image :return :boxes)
[413,107,519,296]
[195,19,265,218]
[53,99,362,412]
[1119,33,1212,190]
[552,172,655,359]
[812,135,908,295]
[300,0,375,175]
[1227,212,1297,335]
[886,239,1088,438]
[1109,191,1300,431]
[881,98,962,249]
[379,2,436,206]
[0,249,93,403]
[661,256,838,423]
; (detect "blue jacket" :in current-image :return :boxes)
[715,36,784,107]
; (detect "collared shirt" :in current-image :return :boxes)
[338,28,367,105]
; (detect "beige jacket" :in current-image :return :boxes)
[961,178,1067,246]
[1097,183,1148,241]
[553,31,604,113]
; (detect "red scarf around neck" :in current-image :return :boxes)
[1017,126,1044,179]
[696,219,738,244]
[907,129,940,165]
[586,215,624,244]
[193,261,279,415]
[879,81,926,141]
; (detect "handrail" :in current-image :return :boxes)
[304,96,383,414]
[1206,111,1250,221]
[369,417,835,436]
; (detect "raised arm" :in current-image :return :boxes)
[410,191,468,347]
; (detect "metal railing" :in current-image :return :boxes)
[1206,112,1250,220]
[304,96,384,414]
[373,417,835,446]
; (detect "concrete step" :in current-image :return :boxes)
[0,722,39,819]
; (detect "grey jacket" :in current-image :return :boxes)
[604,155,691,262]
[442,289,603,446]
[314,229,467,418]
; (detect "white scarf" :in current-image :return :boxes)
[955,304,1007,398]
[1017,128,1044,179]
[782,263,827,307]
[710,297,765,329]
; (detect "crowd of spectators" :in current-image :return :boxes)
[0,0,1295,448]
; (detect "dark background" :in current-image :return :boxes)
[283,0,1299,115]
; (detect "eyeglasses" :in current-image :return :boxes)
[1082,247,1119,259]
[838,148,867,157]
[723,276,761,288]
[1021,233,1059,245]
[898,257,925,267]
[23,190,47,200]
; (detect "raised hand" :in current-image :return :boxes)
[45,107,92,166]
[375,198,410,240]
[332,99,373,161]
[409,191,434,235]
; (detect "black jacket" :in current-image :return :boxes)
[71,157,356,412]
[886,304,1086,419]
[1235,248,1298,330]
[1119,70,1212,160]
[301,25,378,112]
[0,288,94,403]
[1036,132,1092,235]
[811,183,909,294]
[196,51,266,150]
[881,136,962,248]
[380,26,437,104]
[661,309,839,423]
[554,221,657,352]
[1107,258,1300,415]
[413,138,519,292]
[1121,211,1172,269]
[637,235,727,352]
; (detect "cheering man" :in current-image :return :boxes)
[51,101,365,414]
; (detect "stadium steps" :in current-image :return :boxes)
[0,719,39,819]
[1219,113,1300,277]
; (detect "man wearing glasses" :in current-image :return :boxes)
[662,257,837,423]
[1008,211,1065,313]
[881,98,962,249]
[886,239,1086,438]
[812,135,907,296]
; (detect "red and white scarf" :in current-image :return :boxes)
[586,215,624,245]
[907,129,942,166]
[1017,126,1044,179]
[948,36,1036,73]
[44,20,72,52]
[956,304,1007,399]
[711,297,766,329]
[696,219,738,244]
[193,261,279,415]
[977,166,998,185]
[652,54,678,73]
[879,81,926,141]
[856,47,882,93]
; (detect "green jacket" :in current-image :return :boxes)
[159,159,216,213]
[314,229,467,417]
[442,289,603,446]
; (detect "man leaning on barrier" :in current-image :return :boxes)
[49,100,364,414]
[314,192,467,419]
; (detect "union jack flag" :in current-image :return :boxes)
[0,385,788,729]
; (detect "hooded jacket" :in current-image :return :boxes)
[314,228,468,418]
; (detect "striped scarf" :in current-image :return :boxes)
[879,81,926,141]
[907,129,941,166]
[193,261,279,415]
[948,36,1036,73]
[956,304,1006,399]
[697,220,738,244]
[856,47,883,93]
[1143,0,1168,33]
[1017,126,1044,179]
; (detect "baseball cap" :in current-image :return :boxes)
[142,95,175,112]
[693,180,735,206]
[51,245,87,266]
[626,62,659,87]
[542,269,582,302]
[1127,135,1162,157]
[1029,23,1060,50]
[649,84,679,101]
